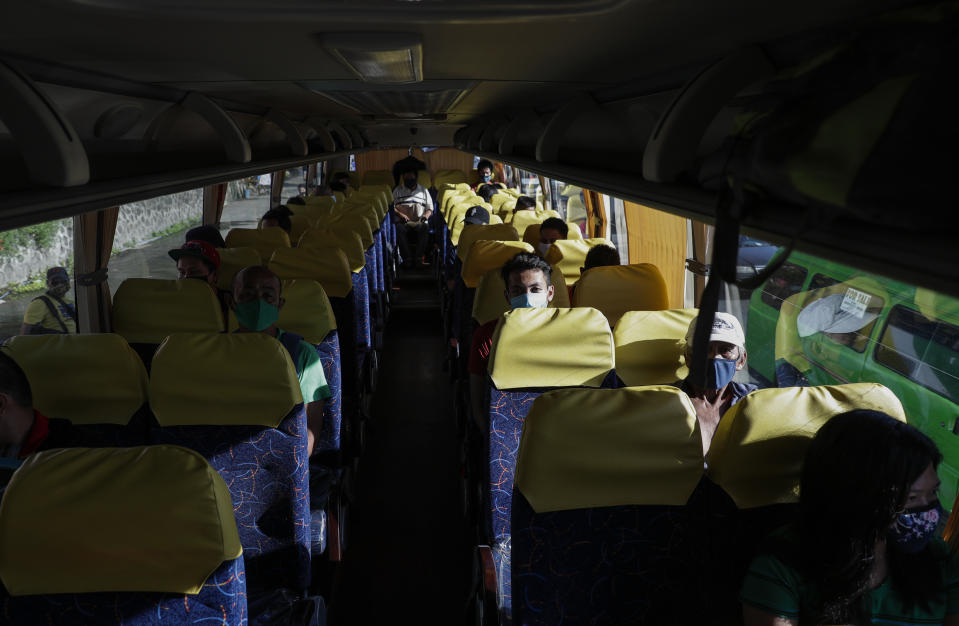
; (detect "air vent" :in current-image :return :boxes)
[300,81,474,116]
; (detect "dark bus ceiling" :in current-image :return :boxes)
[1,0,951,297]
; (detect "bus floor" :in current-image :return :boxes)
[329,265,473,625]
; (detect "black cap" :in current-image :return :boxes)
[464,206,490,225]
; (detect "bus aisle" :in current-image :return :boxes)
[330,264,473,624]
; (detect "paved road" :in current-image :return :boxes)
[0,177,302,341]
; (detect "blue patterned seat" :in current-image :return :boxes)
[483,308,616,622]
[0,446,247,626]
[510,386,704,625]
[148,334,311,599]
[352,269,372,355]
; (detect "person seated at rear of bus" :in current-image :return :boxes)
[392,166,434,269]
[471,159,504,190]
[260,208,292,235]
[468,252,554,430]
[0,352,76,462]
[513,195,536,214]
[569,244,622,301]
[19,267,77,336]
[231,265,330,457]
[537,217,568,257]
[742,410,959,626]
[476,183,499,204]
[675,312,756,455]
[185,224,226,248]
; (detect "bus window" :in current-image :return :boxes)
[603,195,630,265]
[875,306,959,405]
[518,169,543,201]
[759,262,808,311]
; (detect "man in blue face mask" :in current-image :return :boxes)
[676,312,757,456]
[231,266,330,457]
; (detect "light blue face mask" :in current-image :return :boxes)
[704,357,737,389]
[481,173,492,183]
[509,291,549,309]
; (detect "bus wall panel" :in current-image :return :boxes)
[624,201,687,310]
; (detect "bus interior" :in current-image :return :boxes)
[0,0,957,624]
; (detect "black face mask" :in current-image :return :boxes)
[404,178,417,190]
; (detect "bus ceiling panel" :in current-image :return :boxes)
[304,118,337,152]
[361,123,458,149]
[478,116,511,153]
[0,60,90,188]
[299,80,475,118]
[643,46,774,184]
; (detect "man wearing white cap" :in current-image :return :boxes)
[676,311,757,455]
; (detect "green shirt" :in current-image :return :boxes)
[276,330,331,405]
[741,528,959,624]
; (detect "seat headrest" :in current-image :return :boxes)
[276,279,337,345]
[572,264,670,326]
[456,224,520,263]
[521,222,582,248]
[471,264,570,325]
[224,227,291,259]
[216,246,262,291]
[149,333,302,427]
[461,240,534,288]
[289,214,314,243]
[489,308,614,389]
[613,308,698,386]
[327,211,374,247]
[1,335,148,426]
[707,383,906,509]
[516,386,703,513]
[0,446,241,596]
[510,211,546,234]
[113,278,224,344]
[545,238,616,285]
[298,228,365,272]
[302,195,335,208]
[268,247,353,298]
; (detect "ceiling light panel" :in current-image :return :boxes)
[318,33,422,84]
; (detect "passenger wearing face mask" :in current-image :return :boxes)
[468,252,554,430]
[230,265,329,457]
[674,312,756,455]
[537,217,568,257]
[20,267,77,335]
[168,239,231,323]
[392,166,434,269]
[471,159,500,190]
[742,410,959,626]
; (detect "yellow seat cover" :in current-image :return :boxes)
[299,228,366,273]
[2,334,148,426]
[472,264,571,325]
[268,247,353,298]
[456,223,520,263]
[276,279,337,345]
[510,211,546,236]
[113,278,223,344]
[707,383,906,509]
[545,238,616,285]
[461,240,534,288]
[488,307,614,388]
[516,386,702,513]
[216,246,262,291]
[224,227,291,261]
[613,308,698,386]
[0,446,241,596]
[572,263,670,326]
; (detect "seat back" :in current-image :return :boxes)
[521,222,582,248]
[1,334,150,446]
[510,210,546,236]
[361,169,394,187]
[299,228,366,273]
[471,265,571,325]
[512,386,703,625]
[433,168,467,188]
[112,278,224,369]
[0,446,246,625]
[543,238,615,285]
[216,246,262,291]
[572,263,670,325]
[461,240,534,288]
[148,333,310,593]
[485,307,615,618]
[613,308,697,386]
[456,223,520,263]
[289,213,314,243]
[225,227,291,260]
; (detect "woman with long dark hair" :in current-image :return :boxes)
[741,409,959,625]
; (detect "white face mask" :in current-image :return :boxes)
[509,291,550,309]
[537,242,552,256]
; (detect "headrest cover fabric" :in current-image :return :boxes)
[150,333,302,427]
[521,223,582,248]
[573,264,670,325]
[613,308,698,386]
[456,224,520,262]
[488,307,614,389]
[545,238,615,285]
[216,246,262,291]
[471,265,570,325]
[113,278,224,344]
[510,211,546,234]
[516,386,703,512]
[268,247,353,298]
[277,279,337,345]
[1,335,148,426]
[0,446,241,596]
[224,227,291,259]
[707,383,906,509]
[298,228,365,272]
[461,240,534,288]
